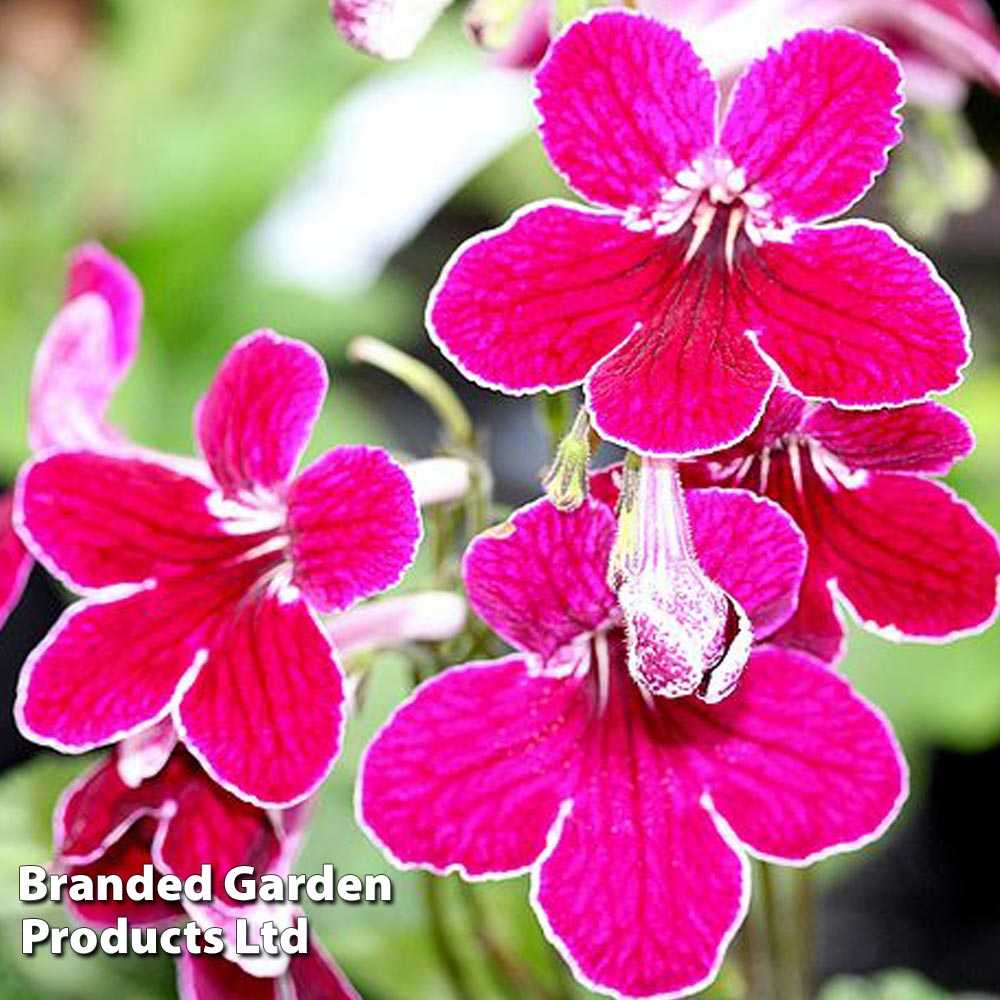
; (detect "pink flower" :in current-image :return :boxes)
[54,731,359,999]
[15,330,422,807]
[358,494,906,998]
[0,243,141,630]
[685,388,1000,663]
[428,12,969,457]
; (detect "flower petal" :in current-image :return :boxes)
[462,499,617,662]
[177,590,345,808]
[288,942,361,1000]
[428,202,670,393]
[16,582,222,752]
[154,754,283,906]
[56,755,172,865]
[177,953,280,1000]
[536,11,718,214]
[533,667,747,999]
[0,493,30,628]
[586,262,776,456]
[287,446,421,614]
[332,0,450,59]
[692,647,907,862]
[721,29,902,224]
[359,657,586,877]
[805,401,973,475]
[29,295,131,452]
[65,243,143,369]
[766,559,846,666]
[745,222,969,406]
[810,475,1000,642]
[687,488,807,640]
[17,452,245,592]
[196,331,327,497]
[66,822,182,929]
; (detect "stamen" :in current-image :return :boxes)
[684,204,718,264]
[725,206,745,270]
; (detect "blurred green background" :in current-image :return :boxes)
[1,0,999,997]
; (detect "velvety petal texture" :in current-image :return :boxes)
[177,591,345,808]
[287,446,421,613]
[463,499,617,664]
[428,203,672,393]
[745,223,969,406]
[536,12,718,213]
[196,331,327,497]
[362,645,905,999]
[721,29,903,223]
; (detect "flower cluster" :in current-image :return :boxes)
[5,8,1000,1000]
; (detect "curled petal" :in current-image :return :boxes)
[536,11,718,214]
[287,446,421,614]
[744,222,970,406]
[722,29,903,224]
[196,331,327,497]
[326,591,467,655]
[177,591,345,808]
[429,202,669,393]
[462,499,618,662]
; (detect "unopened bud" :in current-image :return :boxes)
[543,408,592,511]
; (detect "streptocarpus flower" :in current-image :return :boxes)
[15,331,422,807]
[359,495,906,999]
[428,12,970,457]
[55,730,359,999]
[0,243,142,630]
[685,388,1000,663]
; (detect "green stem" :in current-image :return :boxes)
[423,875,476,1000]
[349,336,474,448]
[792,869,816,1000]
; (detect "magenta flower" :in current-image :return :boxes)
[15,330,421,807]
[429,12,969,457]
[359,494,906,998]
[55,731,358,999]
[685,388,1000,663]
[0,243,141,630]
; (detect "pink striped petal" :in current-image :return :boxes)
[359,657,586,877]
[30,244,142,453]
[0,493,30,628]
[178,953,280,1000]
[154,756,283,906]
[462,499,617,662]
[287,446,420,614]
[331,0,450,59]
[810,475,1000,642]
[805,401,974,475]
[65,243,143,369]
[536,12,718,214]
[16,578,229,752]
[196,332,327,497]
[429,202,670,393]
[56,755,172,866]
[586,264,776,456]
[745,222,969,406]
[177,591,345,808]
[766,560,846,666]
[721,29,903,224]
[17,452,247,592]
[687,488,806,640]
[694,647,906,862]
[533,679,747,999]
[66,823,182,929]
